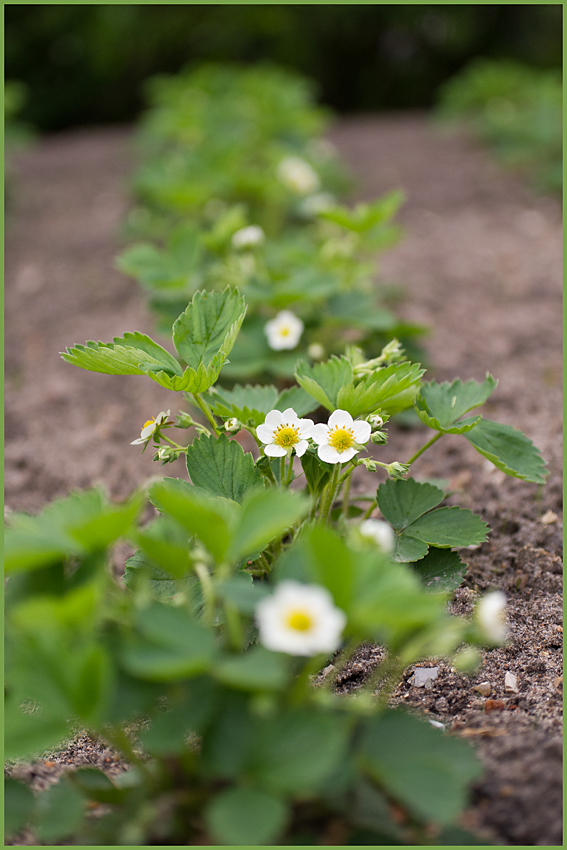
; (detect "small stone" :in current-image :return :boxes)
[485,699,506,713]
[540,510,559,525]
[504,672,519,694]
[553,676,562,689]
[411,666,439,688]
[474,681,491,697]
[320,664,335,679]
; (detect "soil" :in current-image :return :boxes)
[5,114,562,846]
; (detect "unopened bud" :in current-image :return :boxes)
[371,430,388,445]
[385,461,410,480]
[360,458,378,472]
[367,413,384,428]
[176,413,196,429]
[154,446,182,465]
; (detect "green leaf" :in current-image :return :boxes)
[186,433,262,503]
[393,534,429,563]
[214,646,291,691]
[337,362,424,418]
[4,700,70,760]
[360,710,483,825]
[36,777,86,842]
[300,451,332,495]
[123,551,198,603]
[204,383,279,425]
[149,478,235,563]
[465,418,548,484]
[61,331,182,377]
[172,286,246,372]
[230,488,309,561]
[412,548,467,592]
[5,489,141,573]
[377,478,445,530]
[205,787,289,846]
[406,506,489,548]
[4,778,36,838]
[140,678,218,754]
[250,709,349,794]
[71,767,125,805]
[275,385,319,417]
[131,514,193,579]
[216,574,271,613]
[414,374,498,432]
[121,602,216,681]
[300,525,355,610]
[327,292,397,331]
[295,356,353,411]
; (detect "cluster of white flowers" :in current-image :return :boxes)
[277,156,320,195]
[256,580,346,656]
[264,310,304,350]
[131,410,172,445]
[257,406,371,465]
[231,224,265,250]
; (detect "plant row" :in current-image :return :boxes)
[116,63,424,381]
[5,276,547,844]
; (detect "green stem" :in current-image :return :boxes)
[194,562,215,626]
[160,434,188,451]
[341,467,353,520]
[191,393,221,437]
[362,500,377,520]
[406,431,443,466]
[285,455,295,486]
[280,454,286,487]
[318,463,341,525]
[224,602,243,651]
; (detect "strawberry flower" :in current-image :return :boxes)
[257,408,314,458]
[130,410,172,446]
[256,581,346,656]
[311,409,371,464]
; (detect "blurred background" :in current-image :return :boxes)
[5,3,562,132]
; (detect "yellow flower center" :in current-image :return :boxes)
[287,610,313,631]
[279,326,291,336]
[328,426,355,452]
[142,419,156,430]
[273,423,301,448]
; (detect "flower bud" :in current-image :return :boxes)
[358,519,395,553]
[385,461,410,480]
[367,413,384,428]
[371,431,388,445]
[360,458,378,472]
[176,412,196,429]
[224,417,241,433]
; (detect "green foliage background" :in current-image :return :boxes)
[6,4,562,131]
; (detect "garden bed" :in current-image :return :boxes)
[5,114,562,845]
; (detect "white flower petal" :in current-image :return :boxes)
[328,409,353,429]
[264,444,287,457]
[256,423,275,444]
[297,418,315,438]
[318,444,342,464]
[337,447,358,463]
[264,409,285,429]
[281,408,299,424]
[294,440,309,457]
[352,420,371,444]
[140,422,157,439]
[310,423,330,445]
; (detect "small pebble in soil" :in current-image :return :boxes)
[504,672,520,694]
[474,681,492,697]
[411,666,439,688]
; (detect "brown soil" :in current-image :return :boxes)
[5,114,562,846]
